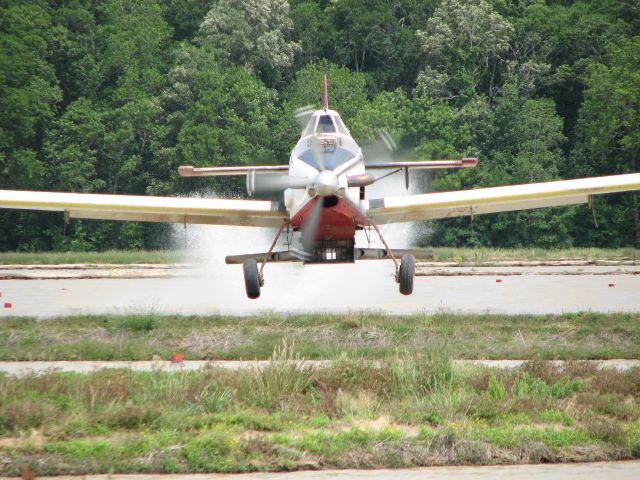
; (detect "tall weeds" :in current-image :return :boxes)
[246,339,313,409]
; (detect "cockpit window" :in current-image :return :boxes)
[317,115,336,133]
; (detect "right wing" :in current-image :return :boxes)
[367,173,640,224]
[178,165,289,176]
[0,190,288,228]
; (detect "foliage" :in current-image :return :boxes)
[0,0,639,251]
[1,359,639,474]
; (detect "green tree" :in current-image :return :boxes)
[429,88,573,248]
[158,44,279,195]
[570,36,640,247]
[0,1,62,189]
[43,97,106,192]
[416,0,514,102]
[328,0,427,91]
[197,0,300,84]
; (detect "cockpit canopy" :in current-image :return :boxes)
[302,110,350,137]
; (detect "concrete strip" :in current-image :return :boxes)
[1,263,639,280]
[12,461,640,480]
[1,263,638,316]
[1,359,638,377]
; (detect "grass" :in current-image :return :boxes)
[429,247,638,262]
[1,311,639,361]
[1,349,639,475]
[0,249,181,265]
[0,247,636,265]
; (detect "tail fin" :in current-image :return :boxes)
[322,74,329,111]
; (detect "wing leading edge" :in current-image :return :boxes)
[0,190,288,228]
[367,173,640,224]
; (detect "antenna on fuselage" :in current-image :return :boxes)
[322,74,329,111]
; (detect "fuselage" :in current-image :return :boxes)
[285,109,367,241]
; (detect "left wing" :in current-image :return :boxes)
[367,173,640,224]
[0,190,288,228]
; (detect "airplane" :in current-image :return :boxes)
[0,75,639,299]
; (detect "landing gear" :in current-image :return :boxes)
[243,259,261,299]
[243,221,288,300]
[398,254,415,295]
[368,221,415,296]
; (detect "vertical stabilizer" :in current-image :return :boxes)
[322,74,329,111]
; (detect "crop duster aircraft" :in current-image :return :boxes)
[1,75,640,299]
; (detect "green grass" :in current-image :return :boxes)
[0,249,181,265]
[1,312,639,361]
[0,247,636,265]
[1,350,639,474]
[430,247,638,262]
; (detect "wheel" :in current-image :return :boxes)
[243,259,261,299]
[398,254,415,295]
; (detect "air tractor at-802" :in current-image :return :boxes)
[2,75,640,299]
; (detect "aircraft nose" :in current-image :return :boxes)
[312,170,339,196]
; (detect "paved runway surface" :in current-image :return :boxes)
[2,359,639,377]
[10,461,640,480]
[1,263,639,317]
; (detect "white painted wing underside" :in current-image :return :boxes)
[367,173,640,224]
[0,190,288,228]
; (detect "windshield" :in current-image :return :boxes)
[316,115,336,134]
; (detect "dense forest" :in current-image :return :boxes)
[0,0,638,251]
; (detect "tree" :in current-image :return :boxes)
[328,0,426,91]
[94,0,172,100]
[43,97,106,193]
[289,1,334,67]
[158,44,279,195]
[415,0,514,102]
[428,87,573,248]
[197,0,299,84]
[162,0,213,41]
[0,1,62,189]
[570,36,640,247]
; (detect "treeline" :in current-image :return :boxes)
[0,0,638,251]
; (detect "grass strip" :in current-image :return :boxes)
[0,249,181,265]
[1,312,639,361]
[1,348,639,475]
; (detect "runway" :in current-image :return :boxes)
[0,263,638,317]
[8,461,640,480]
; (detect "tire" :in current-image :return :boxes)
[243,259,261,299]
[399,254,415,296]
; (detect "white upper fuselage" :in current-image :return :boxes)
[284,109,365,218]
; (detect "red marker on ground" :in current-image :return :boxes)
[4,302,12,308]
[170,353,184,363]
[496,279,502,283]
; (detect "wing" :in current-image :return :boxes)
[178,165,289,177]
[366,173,640,224]
[366,157,478,170]
[0,190,288,228]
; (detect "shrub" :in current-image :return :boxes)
[487,374,506,400]
[115,315,158,332]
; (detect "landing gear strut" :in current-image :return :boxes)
[244,221,288,299]
[369,221,415,295]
